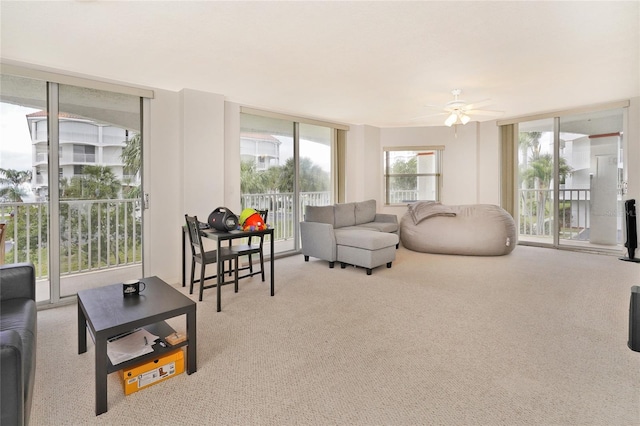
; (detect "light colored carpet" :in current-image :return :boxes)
[31,246,640,425]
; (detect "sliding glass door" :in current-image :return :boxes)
[299,122,333,208]
[0,73,144,303]
[518,118,555,244]
[57,84,143,297]
[240,113,334,255]
[517,107,626,252]
[0,74,47,296]
[558,110,624,249]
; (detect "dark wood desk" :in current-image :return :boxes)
[77,277,196,415]
[182,227,275,311]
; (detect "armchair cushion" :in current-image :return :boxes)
[355,199,376,225]
[305,205,334,226]
[334,202,356,228]
[354,222,399,233]
[0,264,36,301]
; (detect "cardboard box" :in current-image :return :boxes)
[122,348,184,395]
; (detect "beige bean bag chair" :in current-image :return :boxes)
[400,202,516,256]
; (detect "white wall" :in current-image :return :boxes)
[394,124,469,204]
[144,88,227,284]
[477,121,500,203]
[367,121,500,217]
[180,88,226,218]
[345,125,381,203]
[224,102,243,212]
[143,88,182,283]
[344,124,365,202]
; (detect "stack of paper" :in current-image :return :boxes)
[107,328,159,365]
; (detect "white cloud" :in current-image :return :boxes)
[0,102,37,172]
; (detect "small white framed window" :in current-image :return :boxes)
[383,147,443,205]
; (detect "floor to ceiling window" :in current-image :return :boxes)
[57,84,143,297]
[0,74,47,292]
[239,111,337,255]
[515,106,627,253]
[0,70,150,304]
[518,118,555,244]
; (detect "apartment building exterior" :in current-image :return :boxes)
[26,111,138,200]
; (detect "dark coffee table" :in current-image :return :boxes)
[77,276,197,415]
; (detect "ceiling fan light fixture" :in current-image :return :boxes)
[421,89,500,127]
[445,112,458,127]
[444,111,470,126]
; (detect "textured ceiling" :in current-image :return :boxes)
[1,1,638,127]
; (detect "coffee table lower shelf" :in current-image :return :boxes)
[97,321,188,374]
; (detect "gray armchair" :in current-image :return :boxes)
[1,263,37,426]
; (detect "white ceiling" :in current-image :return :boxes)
[1,1,638,128]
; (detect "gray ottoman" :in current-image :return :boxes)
[335,229,399,275]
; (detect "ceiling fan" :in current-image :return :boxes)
[414,89,503,126]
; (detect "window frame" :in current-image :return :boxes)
[239,110,341,256]
[383,146,444,206]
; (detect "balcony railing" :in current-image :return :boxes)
[2,193,332,280]
[241,191,331,241]
[1,199,141,280]
[387,190,419,204]
[35,152,48,164]
[519,188,598,239]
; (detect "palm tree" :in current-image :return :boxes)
[518,131,541,186]
[523,153,573,235]
[240,161,267,194]
[121,133,141,199]
[0,168,32,202]
[59,165,124,265]
[62,165,120,200]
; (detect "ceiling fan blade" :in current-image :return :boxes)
[413,90,502,122]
